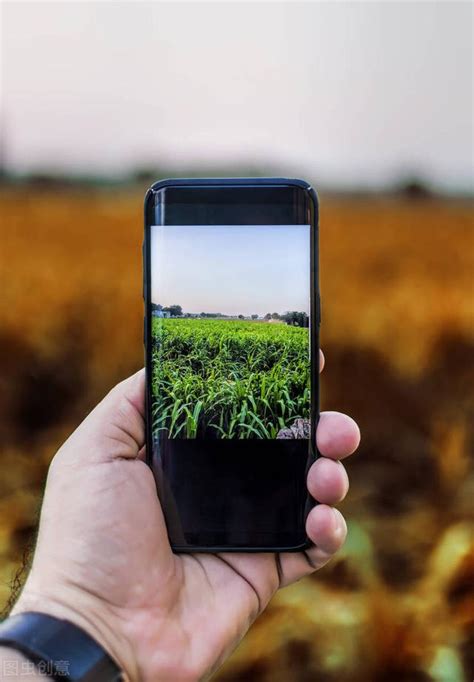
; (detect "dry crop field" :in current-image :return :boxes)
[0,187,473,680]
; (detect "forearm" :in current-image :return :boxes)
[0,647,52,680]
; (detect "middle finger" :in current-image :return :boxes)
[307,457,349,504]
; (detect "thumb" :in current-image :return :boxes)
[57,369,146,464]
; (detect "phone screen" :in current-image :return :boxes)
[145,182,318,550]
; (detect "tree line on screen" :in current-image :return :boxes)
[151,303,309,327]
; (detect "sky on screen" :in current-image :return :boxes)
[151,225,310,317]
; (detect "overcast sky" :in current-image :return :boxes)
[1,2,472,190]
[151,224,310,316]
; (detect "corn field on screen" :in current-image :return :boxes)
[150,224,310,441]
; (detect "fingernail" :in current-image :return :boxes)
[332,508,347,539]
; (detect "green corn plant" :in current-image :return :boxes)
[151,318,310,439]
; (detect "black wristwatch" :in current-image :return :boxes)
[0,612,123,681]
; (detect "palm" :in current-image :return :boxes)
[88,458,280,680]
[112,458,329,681]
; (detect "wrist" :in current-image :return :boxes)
[11,579,136,681]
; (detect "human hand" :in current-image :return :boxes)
[12,355,360,681]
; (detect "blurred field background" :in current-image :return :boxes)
[1,182,472,681]
[1,1,473,681]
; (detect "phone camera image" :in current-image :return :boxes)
[150,224,311,443]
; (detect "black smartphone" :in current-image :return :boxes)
[144,178,320,552]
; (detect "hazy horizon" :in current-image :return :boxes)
[2,2,472,192]
[151,225,310,318]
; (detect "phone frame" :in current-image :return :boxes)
[143,178,320,552]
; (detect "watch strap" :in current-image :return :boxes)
[0,612,123,681]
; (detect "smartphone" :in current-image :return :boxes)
[144,178,320,552]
